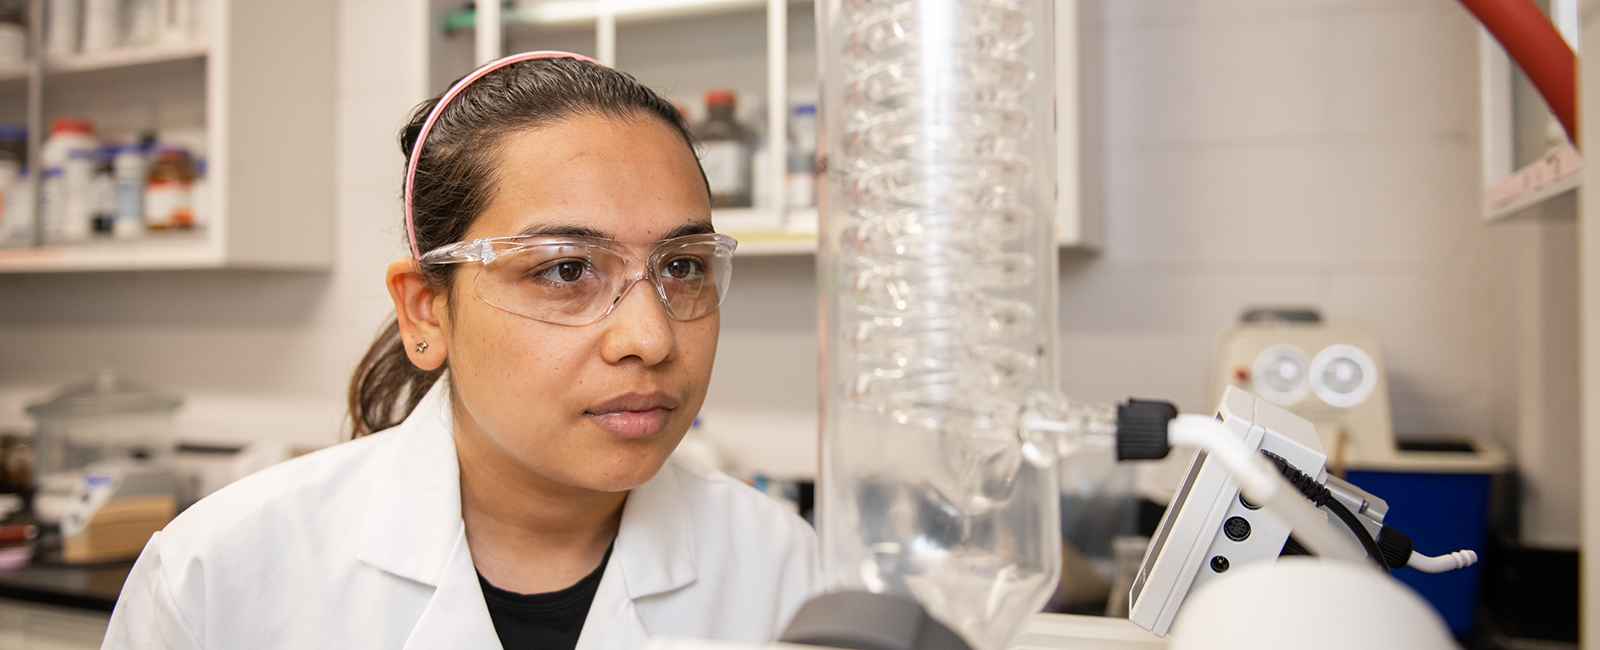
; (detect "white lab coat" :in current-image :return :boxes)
[102,380,823,649]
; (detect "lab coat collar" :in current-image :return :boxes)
[356,378,463,588]
[613,454,698,599]
[359,379,501,648]
[356,376,699,601]
[402,525,503,649]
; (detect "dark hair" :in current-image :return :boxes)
[347,56,700,438]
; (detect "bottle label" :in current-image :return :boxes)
[700,141,748,199]
[145,181,193,229]
[116,181,144,225]
[41,167,64,238]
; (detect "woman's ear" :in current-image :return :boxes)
[386,258,449,370]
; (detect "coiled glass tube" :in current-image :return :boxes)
[816,0,1058,647]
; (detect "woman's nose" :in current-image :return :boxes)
[599,276,676,366]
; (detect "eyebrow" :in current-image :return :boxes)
[517,220,716,242]
[663,221,716,239]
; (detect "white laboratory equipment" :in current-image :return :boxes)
[1210,310,1508,632]
[26,370,181,563]
[1164,559,1455,650]
[1212,311,1507,470]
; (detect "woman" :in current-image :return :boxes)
[103,52,821,649]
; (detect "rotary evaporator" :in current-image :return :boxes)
[656,1,1491,648]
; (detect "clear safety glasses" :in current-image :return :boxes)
[419,233,738,326]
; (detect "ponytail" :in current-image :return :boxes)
[347,318,446,438]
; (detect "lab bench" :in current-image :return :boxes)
[0,561,128,649]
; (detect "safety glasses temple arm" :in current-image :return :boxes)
[416,240,490,265]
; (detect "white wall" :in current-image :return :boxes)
[0,0,1578,545]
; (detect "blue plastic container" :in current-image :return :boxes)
[1343,470,1493,635]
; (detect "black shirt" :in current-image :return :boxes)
[477,545,613,650]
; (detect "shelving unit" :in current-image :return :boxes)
[1479,13,1583,223]
[435,0,814,257]
[433,0,1095,256]
[0,0,335,273]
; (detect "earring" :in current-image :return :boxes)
[415,341,428,353]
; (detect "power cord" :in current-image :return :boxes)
[1258,450,1388,573]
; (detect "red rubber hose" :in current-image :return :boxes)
[1457,0,1579,147]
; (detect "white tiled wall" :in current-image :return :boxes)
[0,0,1579,546]
[1067,3,1484,419]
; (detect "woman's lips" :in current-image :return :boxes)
[586,409,672,438]
[585,392,679,439]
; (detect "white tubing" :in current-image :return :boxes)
[1407,550,1478,574]
[1167,415,1371,566]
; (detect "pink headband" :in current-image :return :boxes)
[404,50,602,259]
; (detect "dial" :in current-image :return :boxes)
[1309,344,1379,408]
[1251,344,1311,406]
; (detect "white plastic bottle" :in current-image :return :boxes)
[157,0,192,47]
[0,5,27,68]
[45,0,79,58]
[89,147,115,235]
[786,103,817,208]
[112,144,145,238]
[40,117,98,242]
[4,167,32,244]
[123,0,158,47]
[81,0,118,52]
[194,0,208,43]
[38,166,61,239]
[189,156,207,229]
[0,159,18,244]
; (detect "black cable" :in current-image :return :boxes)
[1323,495,1387,573]
[1280,535,1311,557]
[1258,450,1388,573]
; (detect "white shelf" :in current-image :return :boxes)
[1484,143,1583,221]
[445,0,788,31]
[733,234,817,256]
[0,44,208,84]
[0,235,220,272]
[512,0,767,26]
[48,43,208,74]
[1486,174,1579,221]
[719,207,817,257]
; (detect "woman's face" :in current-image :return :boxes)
[439,113,716,494]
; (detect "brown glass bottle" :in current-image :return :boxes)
[692,90,753,208]
[145,147,195,230]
